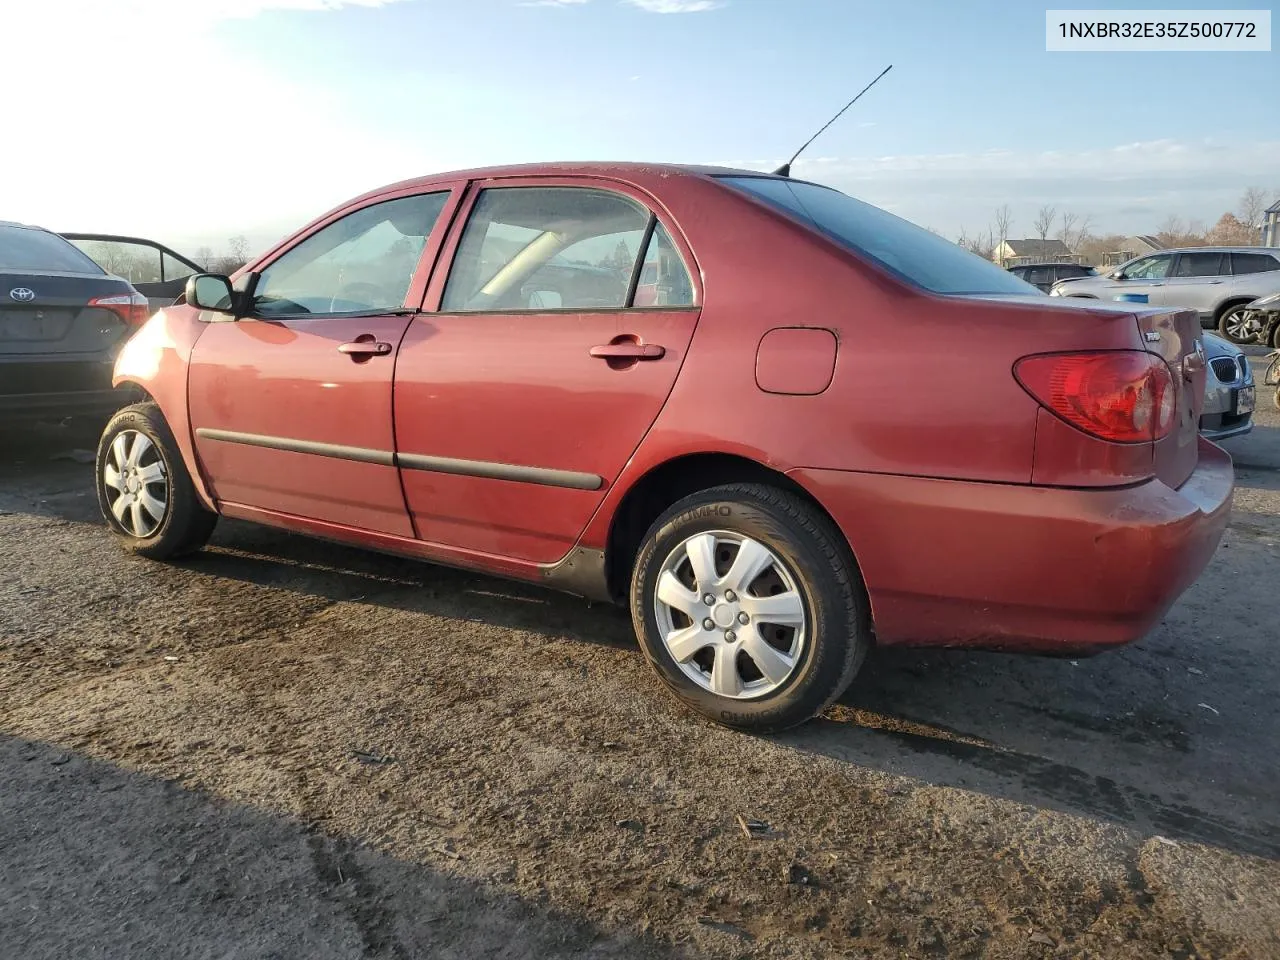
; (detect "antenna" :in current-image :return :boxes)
[772,64,893,178]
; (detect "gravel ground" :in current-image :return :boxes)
[2,359,1278,959]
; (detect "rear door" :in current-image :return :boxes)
[1156,251,1226,318]
[64,235,202,311]
[393,179,702,563]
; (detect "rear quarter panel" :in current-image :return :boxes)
[112,305,214,509]
[576,174,1144,548]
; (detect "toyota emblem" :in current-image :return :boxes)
[9,287,35,302]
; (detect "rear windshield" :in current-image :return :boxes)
[0,225,105,274]
[720,176,1036,296]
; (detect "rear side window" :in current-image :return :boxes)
[0,225,104,274]
[1173,252,1225,277]
[720,177,1035,295]
[441,187,653,312]
[1232,252,1280,275]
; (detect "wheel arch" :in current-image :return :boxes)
[601,451,862,605]
[1214,296,1254,321]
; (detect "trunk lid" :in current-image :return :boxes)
[1137,307,1204,490]
[0,271,132,359]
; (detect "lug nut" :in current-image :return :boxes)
[703,594,716,606]
[724,590,737,602]
[703,618,715,631]
[738,612,750,625]
[724,630,737,642]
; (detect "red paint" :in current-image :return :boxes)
[755,328,838,395]
[113,162,1232,656]
[188,314,414,536]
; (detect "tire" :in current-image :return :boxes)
[96,402,217,560]
[629,483,869,732]
[1217,303,1260,344]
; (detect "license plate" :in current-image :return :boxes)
[1235,385,1255,415]
[0,310,64,341]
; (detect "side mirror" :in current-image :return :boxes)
[185,274,236,313]
[1109,270,1124,280]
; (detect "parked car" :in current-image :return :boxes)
[61,233,203,313]
[1199,332,1254,440]
[96,163,1231,731]
[0,221,149,422]
[1049,246,1280,343]
[1007,261,1096,293]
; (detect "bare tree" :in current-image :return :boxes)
[194,246,214,270]
[1156,215,1187,248]
[992,205,1013,259]
[227,235,250,263]
[1033,205,1056,257]
[1239,187,1267,228]
[1056,212,1094,253]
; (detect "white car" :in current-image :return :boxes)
[1050,247,1280,344]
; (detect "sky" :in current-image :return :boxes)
[2,0,1276,257]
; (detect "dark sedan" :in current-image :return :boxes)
[1007,261,1097,293]
[1,221,148,422]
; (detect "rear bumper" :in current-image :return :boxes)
[0,355,132,421]
[791,439,1233,654]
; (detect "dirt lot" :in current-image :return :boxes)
[3,360,1279,959]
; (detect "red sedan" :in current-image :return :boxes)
[98,163,1232,731]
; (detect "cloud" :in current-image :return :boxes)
[624,0,724,11]
[519,0,590,6]
[710,138,1280,237]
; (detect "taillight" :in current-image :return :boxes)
[89,291,151,327]
[1014,350,1175,443]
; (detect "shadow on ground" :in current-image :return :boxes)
[4,420,1278,863]
[0,733,671,960]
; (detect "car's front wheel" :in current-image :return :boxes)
[1218,303,1262,344]
[629,483,869,732]
[96,403,217,559]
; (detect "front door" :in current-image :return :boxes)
[393,181,702,563]
[1105,252,1173,303]
[188,189,454,536]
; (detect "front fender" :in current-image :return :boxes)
[113,306,216,511]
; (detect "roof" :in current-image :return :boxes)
[361,161,771,201]
[1003,238,1072,255]
[1267,199,1280,214]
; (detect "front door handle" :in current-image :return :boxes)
[589,342,665,361]
[338,338,392,358]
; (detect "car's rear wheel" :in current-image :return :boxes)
[629,483,868,732]
[1218,303,1261,344]
[96,403,216,559]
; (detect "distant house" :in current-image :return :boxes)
[992,238,1079,267]
[1263,200,1280,248]
[1102,235,1165,266]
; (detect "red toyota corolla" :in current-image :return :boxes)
[98,163,1232,730]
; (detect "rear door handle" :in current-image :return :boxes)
[589,343,665,361]
[338,339,392,357]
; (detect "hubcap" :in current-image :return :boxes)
[652,530,807,700]
[102,429,169,538]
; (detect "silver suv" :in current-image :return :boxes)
[1049,247,1280,343]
